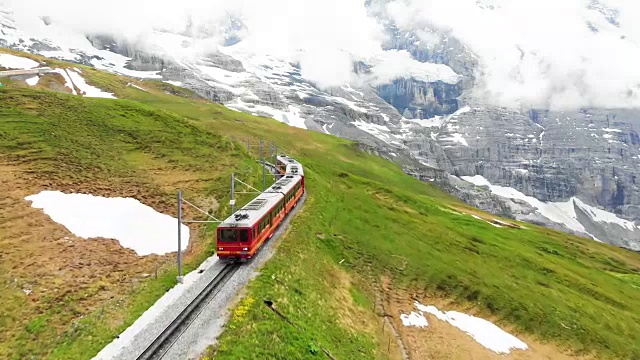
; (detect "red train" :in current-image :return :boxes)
[216,157,305,262]
[275,155,301,175]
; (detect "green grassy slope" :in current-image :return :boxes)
[1,49,639,360]
[0,88,268,359]
[199,109,640,360]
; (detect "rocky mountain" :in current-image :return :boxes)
[1,1,639,251]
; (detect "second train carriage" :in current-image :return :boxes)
[216,163,305,262]
[275,155,300,175]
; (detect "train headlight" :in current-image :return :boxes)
[218,247,223,251]
[243,247,248,251]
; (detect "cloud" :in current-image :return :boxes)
[365,49,462,85]
[12,0,637,111]
[2,0,462,90]
[386,0,640,110]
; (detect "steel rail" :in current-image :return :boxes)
[136,263,239,360]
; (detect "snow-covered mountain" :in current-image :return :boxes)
[2,0,640,251]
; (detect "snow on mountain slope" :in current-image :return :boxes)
[66,68,116,98]
[460,175,640,250]
[2,0,640,251]
[0,53,38,69]
[0,7,161,79]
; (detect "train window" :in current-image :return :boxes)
[239,229,249,242]
[218,229,237,242]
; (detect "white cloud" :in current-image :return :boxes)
[386,0,640,110]
[5,0,640,109]
[366,49,462,85]
[1,0,460,89]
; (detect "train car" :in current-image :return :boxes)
[216,170,304,262]
[275,155,300,175]
[285,162,304,188]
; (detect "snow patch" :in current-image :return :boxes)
[442,133,469,146]
[25,75,39,86]
[0,53,39,69]
[352,119,394,143]
[408,115,446,128]
[164,80,183,87]
[451,106,471,117]
[198,64,252,85]
[24,190,189,256]
[52,69,76,95]
[460,175,637,239]
[127,83,148,92]
[226,99,307,129]
[66,69,116,98]
[414,302,528,354]
[40,50,80,61]
[331,96,369,113]
[400,312,428,328]
[573,198,638,231]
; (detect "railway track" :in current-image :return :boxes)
[135,263,240,360]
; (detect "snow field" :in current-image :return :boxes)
[226,99,307,129]
[460,175,638,239]
[400,301,528,354]
[24,190,189,256]
[66,68,116,98]
[25,75,39,86]
[52,68,77,95]
[0,53,39,69]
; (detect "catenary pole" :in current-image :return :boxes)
[177,190,183,283]
[260,139,266,190]
[274,145,278,167]
[231,173,235,213]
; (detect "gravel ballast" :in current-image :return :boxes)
[92,187,307,360]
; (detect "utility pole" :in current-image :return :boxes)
[274,145,278,165]
[260,139,266,190]
[177,190,184,284]
[230,173,236,213]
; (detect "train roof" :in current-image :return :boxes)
[218,174,303,228]
[285,163,304,176]
[276,155,300,165]
[277,155,304,176]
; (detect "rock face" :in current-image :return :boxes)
[2,3,640,250]
[377,79,462,119]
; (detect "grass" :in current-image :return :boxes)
[0,83,266,358]
[1,48,640,359]
[202,117,640,358]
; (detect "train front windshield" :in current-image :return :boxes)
[218,228,249,242]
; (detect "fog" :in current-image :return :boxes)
[386,0,640,110]
[4,0,640,109]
